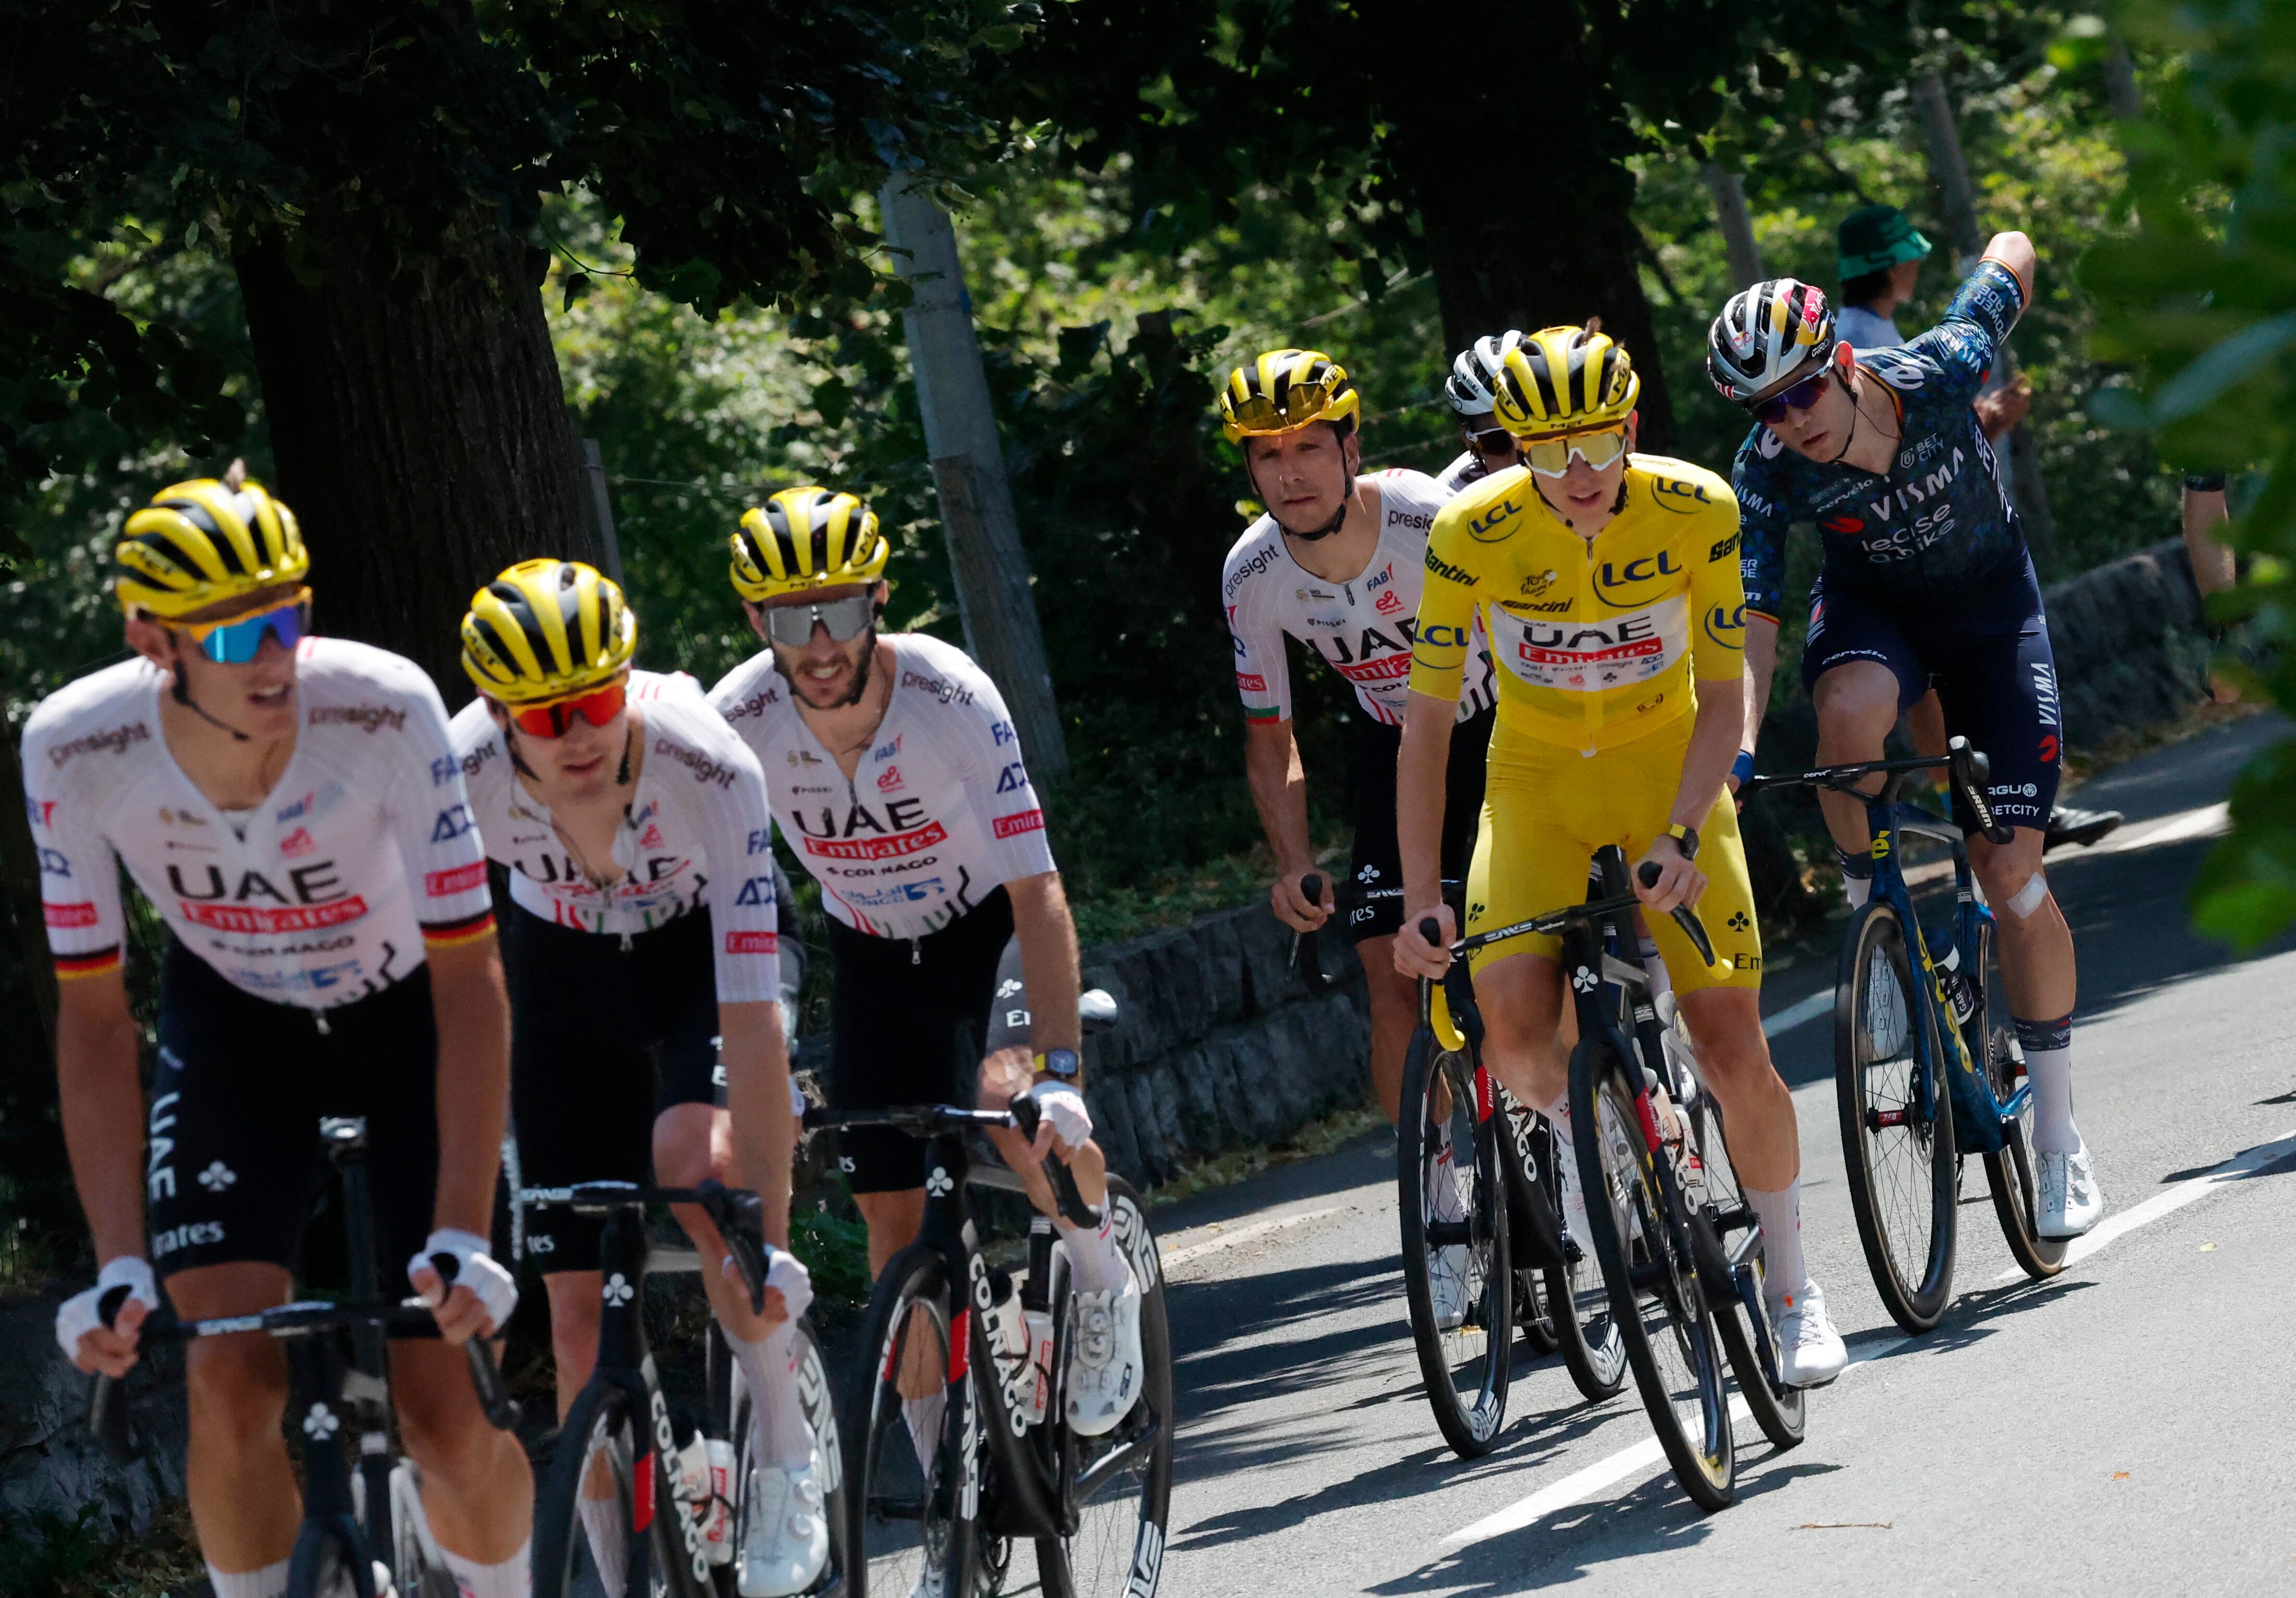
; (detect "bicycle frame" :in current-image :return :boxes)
[1857,783,2026,1158]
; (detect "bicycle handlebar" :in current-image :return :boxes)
[802,1101,1101,1228]
[1740,737,2013,845]
[517,1179,776,1315]
[1405,863,1715,969]
[88,1290,520,1462]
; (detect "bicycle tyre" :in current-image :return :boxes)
[1683,1090,1805,1452]
[1971,919,2068,1281]
[1034,1176,1175,1598]
[385,1461,460,1598]
[535,1378,705,1598]
[1835,900,1958,1334]
[1396,1026,1512,1458]
[1532,1118,1627,1404]
[1569,1034,1734,1511]
[846,1244,975,1598]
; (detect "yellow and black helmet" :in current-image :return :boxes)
[1216,349,1362,443]
[1492,321,1641,438]
[115,477,309,619]
[729,487,889,601]
[460,559,637,704]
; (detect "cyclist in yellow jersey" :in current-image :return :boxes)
[1394,321,1847,1387]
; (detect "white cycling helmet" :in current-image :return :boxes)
[1707,278,1838,404]
[1444,330,1528,417]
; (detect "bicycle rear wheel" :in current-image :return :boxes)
[1683,1088,1805,1451]
[1569,1034,1734,1511]
[847,1245,975,1598]
[534,1379,706,1598]
[1396,1026,1512,1458]
[1969,917,2067,1281]
[1034,1177,1175,1598]
[1835,901,1958,1333]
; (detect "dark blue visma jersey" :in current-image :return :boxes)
[1733,258,2028,620]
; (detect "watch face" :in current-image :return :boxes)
[1041,1048,1081,1079]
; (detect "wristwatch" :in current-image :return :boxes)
[1034,1048,1080,1082]
[1665,823,1701,862]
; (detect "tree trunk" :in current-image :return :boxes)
[1704,164,1768,289]
[234,218,584,690]
[1371,2,1675,450]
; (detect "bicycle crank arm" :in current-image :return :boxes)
[1072,1412,1164,1509]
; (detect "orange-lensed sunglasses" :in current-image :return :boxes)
[509,679,627,738]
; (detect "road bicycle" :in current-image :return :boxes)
[1421,846,1805,1510]
[1744,736,2065,1335]
[521,1179,845,1598]
[806,1043,1174,1598]
[90,1116,522,1598]
[1299,872,1624,1461]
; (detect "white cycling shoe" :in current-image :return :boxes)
[1771,1280,1848,1388]
[739,1448,830,1597]
[2036,1140,2105,1238]
[909,1539,947,1598]
[1065,1267,1146,1437]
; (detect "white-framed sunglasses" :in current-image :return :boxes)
[761,593,875,648]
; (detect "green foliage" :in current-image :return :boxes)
[790,1203,872,1308]
[2079,2,2296,946]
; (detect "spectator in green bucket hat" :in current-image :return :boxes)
[1835,203,1933,350]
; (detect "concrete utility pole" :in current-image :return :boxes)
[1702,164,1768,288]
[1911,69,2060,567]
[2104,41,2142,122]
[877,176,1068,776]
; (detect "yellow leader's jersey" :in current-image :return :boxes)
[1409,454,1747,752]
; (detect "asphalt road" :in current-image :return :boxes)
[1140,710,2296,1596]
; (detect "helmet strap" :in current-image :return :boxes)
[167,646,252,744]
[1828,371,1863,466]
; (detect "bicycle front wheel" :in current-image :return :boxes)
[709,1317,849,1597]
[1570,1034,1734,1511]
[847,1244,975,1598]
[1683,1088,1805,1452]
[1396,1026,1512,1458]
[1035,1176,1175,1598]
[1835,900,1958,1333]
[286,1519,369,1598]
[535,1379,707,1598]
[1500,1091,1625,1400]
[1970,916,2068,1281]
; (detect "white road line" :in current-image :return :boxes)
[1996,1126,2296,1281]
[1161,1204,1348,1268]
[1763,987,1836,1039]
[2067,800,2230,857]
[1440,1125,2294,1552]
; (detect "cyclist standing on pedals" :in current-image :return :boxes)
[1392,323,1850,1388]
[448,560,823,1597]
[707,489,1146,1455]
[1710,236,2106,1240]
[30,472,533,1598]
[1435,330,1535,495]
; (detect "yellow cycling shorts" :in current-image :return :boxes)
[1464,714,1762,990]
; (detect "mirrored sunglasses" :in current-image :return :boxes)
[1521,427,1630,479]
[1228,379,1344,436]
[510,679,627,739]
[1750,371,1832,426]
[181,589,313,665]
[762,593,876,649]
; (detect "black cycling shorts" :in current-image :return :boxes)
[147,937,439,1287]
[1348,704,1495,942]
[823,888,1029,1195]
[504,905,722,1272]
[1801,556,2063,833]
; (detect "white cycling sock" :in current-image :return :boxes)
[1639,935,1672,1003]
[732,1320,819,1469]
[2022,1043,2079,1155]
[578,1493,628,1596]
[205,1558,290,1598]
[1056,1212,1130,1297]
[903,1389,947,1479]
[1744,1183,1810,1308]
[439,1539,529,1598]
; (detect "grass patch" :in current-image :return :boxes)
[1144,1102,1390,1209]
[1069,838,1351,950]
